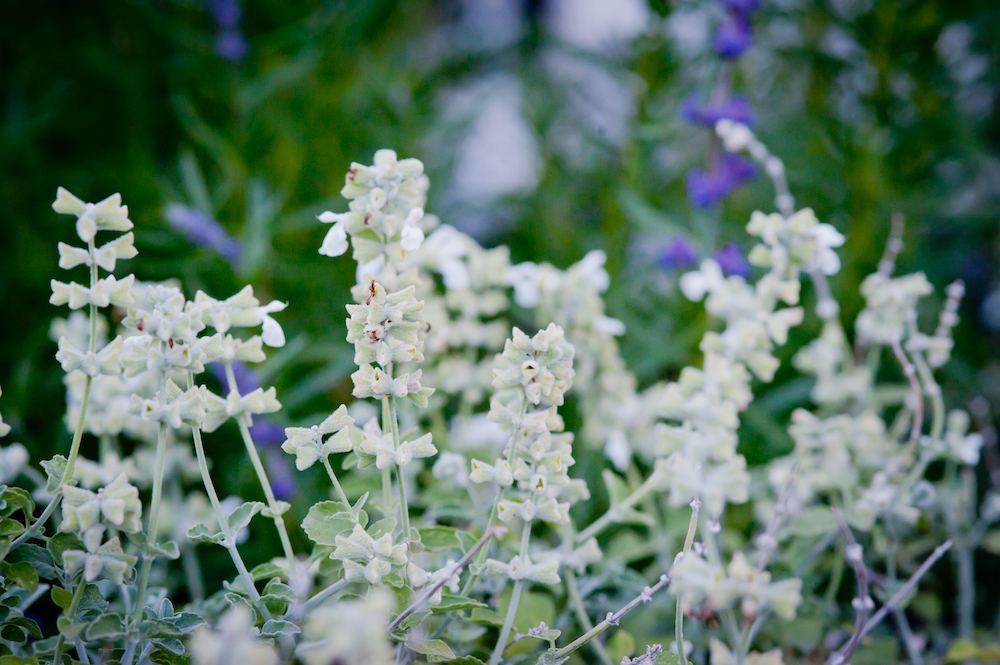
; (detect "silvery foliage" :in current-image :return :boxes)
[0,142,990,665]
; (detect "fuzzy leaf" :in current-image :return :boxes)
[407,638,456,663]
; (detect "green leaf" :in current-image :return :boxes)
[261,501,291,519]
[367,518,396,539]
[259,620,301,639]
[1,562,38,593]
[47,533,83,568]
[0,656,39,665]
[446,658,486,665]
[430,595,488,613]
[468,608,504,627]
[8,616,42,639]
[0,625,25,643]
[418,526,465,552]
[56,616,86,640]
[302,501,359,546]
[186,523,225,545]
[381,572,405,588]
[147,645,189,665]
[788,507,837,537]
[606,630,634,663]
[1,487,34,520]
[945,640,980,662]
[456,530,477,553]
[0,518,24,537]
[227,501,265,536]
[51,587,73,611]
[41,456,68,493]
[7,545,58,579]
[261,579,296,603]
[407,638,455,663]
[250,562,284,582]
[85,614,126,640]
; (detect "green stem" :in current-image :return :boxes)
[130,416,168,633]
[224,363,295,562]
[564,570,615,665]
[460,394,529,596]
[52,577,88,665]
[188,379,272,621]
[387,396,411,540]
[489,521,532,665]
[576,473,661,544]
[381,397,393,510]
[320,456,353,510]
[912,352,945,441]
[675,501,701,665]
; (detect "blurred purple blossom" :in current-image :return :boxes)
[680,94,754,127]
[720,0,760,15]
[713,14,753,58]
[658,235,700,271]
[205,0,248,61]
[165,203,243,265]
[211,360,258,396]
[266,450,295,500]
[686,154,757,208]
[215,30,249,62]
[715,242,751,277]
[250,419,286,447]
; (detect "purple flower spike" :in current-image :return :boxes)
[165,203,243,265]
[250,419,286,447]
[266,450,296,500]
[208,0,241,29]
[720,0,760,16]
[215,30,249,62]
[713,14,753,58]
[680,94,754,127]
[658,235,700,271]
[715,242,751,278]
[686,154,757,208]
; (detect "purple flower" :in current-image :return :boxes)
[686,155,757,208]
[250,419,286,447]
[266,450,295,500]
[658,236,700,271]
[713,14,753,58]
[720,0,760,16]
[165,203,243,265]
[680,94,754,127]
[215,30,249,62]
[207,0,241,29]
[210,360,260,396]
[714,243,751,278]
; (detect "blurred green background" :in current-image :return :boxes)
[1,0,998,572]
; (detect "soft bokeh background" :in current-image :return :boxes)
[2,0,999,609]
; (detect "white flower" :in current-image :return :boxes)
[506,262,541,307]
[60,473,143,534]
[50,275,136,310]
[317,212,349,257]
[52,188,133,243]
[469,457,514,487]
[58,233,137,272]
[55,336,123,377]
[482,554,561,584]
[190,607,278,665]
[281,405,355,470]
[255,300,287,347]
[297,591,394,665]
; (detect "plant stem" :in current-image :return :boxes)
[675,500,701,665]
[299,578,349,616]
[225,363,296,562]
[564,570,614,665]
[381,397,393,510]
[128,416,168,647]
[575,473,661,544]
[188,386,272,621]
[52,577,87,665]
[387,396,411,540]
[320,456,353,510]
[489,521,532,665]
[389,526,501,632]
[460,395,529,597]
[552,572,671,661]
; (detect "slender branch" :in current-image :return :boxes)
[877,212,905,278]
[320,456,353,510]
[675,500,701,665]
[298,578,350,617]
[551,573,671,661]
[388,526,503,632]
[857,540,951,641]
[756,463,799,574]
[575,472,661,545]
[52,577,88,665]
[489,523,532,665]
[564,571,614,665]
[825,511,871,665]
[224,362,295,561]
[890,337,923,458]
